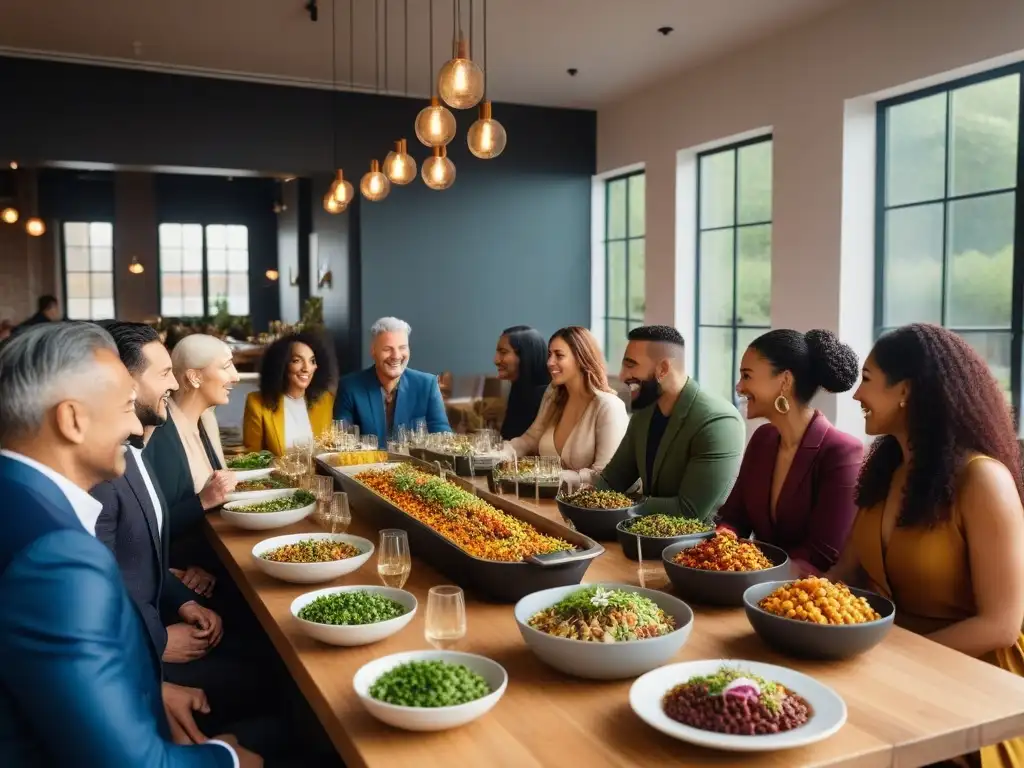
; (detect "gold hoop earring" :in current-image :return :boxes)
[899,401,906,408]
[774,394,790,414]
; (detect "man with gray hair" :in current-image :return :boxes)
[333,316,451,439]
[0,323,257,766]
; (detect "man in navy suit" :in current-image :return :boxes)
[0,322,259,766]
[333,316,451,440]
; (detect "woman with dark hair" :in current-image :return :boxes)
[830,324,1024,767]
[717,329,863,574]
[494,325,551,441]
[507,326,628,485]
[243,331,336,455]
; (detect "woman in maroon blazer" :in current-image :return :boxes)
[717,329,863,575]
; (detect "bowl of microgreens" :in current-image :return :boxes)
[353,650,508,731]
[615,515,715,561]
[225,450,276,481]
[513,583,694,679]
[253,532,374,584]
[555,488,645,540]
[291,585,417,646]
[220,489,316,530]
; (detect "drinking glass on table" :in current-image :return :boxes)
[414,418,428,446]
[377,529,411,588]
[303,475,333,525]
[425,585,467,650]
[362,433,379,451]
[323,491,351,533]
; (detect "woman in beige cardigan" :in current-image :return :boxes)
[507,326,629,486]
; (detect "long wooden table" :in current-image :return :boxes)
[205,474,1024,768]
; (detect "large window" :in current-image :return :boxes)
[695,137,773,403]
[603,172,645,367]
[877,68,1020,411]
[159,223,250,318]
[63,221,115,320]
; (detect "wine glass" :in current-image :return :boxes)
[425,585,466,650]
[377,529,411,588]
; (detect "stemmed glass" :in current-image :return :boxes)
[425,585,466,650]
[377,529,411,588]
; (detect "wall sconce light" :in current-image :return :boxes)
[265,268,280,281]
[128,255,145,274]
[25,217,45,237]
[288,268,299,287]
[1,207,18,224]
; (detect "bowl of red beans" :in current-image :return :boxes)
[661,533,789,606]
[251,532,374,584]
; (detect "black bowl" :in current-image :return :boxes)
[742,580,896,660]
[614,519,714,561]
[555,498,645,540]
[661,539,790,605]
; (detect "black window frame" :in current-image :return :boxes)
[157,221,251,319]
[694,134,774,405]
[602,170,645,363]
[874,62,1024,426]
[61,220,117,321]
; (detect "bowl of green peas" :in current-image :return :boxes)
[291,585,417,646]
[353,650,508,731]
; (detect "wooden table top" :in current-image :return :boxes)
[204,474,1024,768]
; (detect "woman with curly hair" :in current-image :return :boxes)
[716,329,863,575]
[243,332,335,455]
[829,323,1024,768]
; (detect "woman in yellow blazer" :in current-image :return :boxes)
[243,332,336,455]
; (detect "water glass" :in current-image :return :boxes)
[387,439,400,456]
[322,491,351,533]
[425,585,467,650]
[363,433,379,450]
[414,418,428,446]
[377,529,411,588]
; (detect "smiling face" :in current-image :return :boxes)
[735,346,792,420]
[286,341,318,395]
[853,353,910,436]
[494,334,520,381]
[373,331,409,383]
[619,340,668,410]
[547,336,580,387]
[190,350,240,407]
[134,341,178,426]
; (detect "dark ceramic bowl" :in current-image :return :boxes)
[742,580,896,660]
[555,498,645,541]
[614,519,715,561]
[661,539,790,606]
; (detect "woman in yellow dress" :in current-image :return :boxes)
[829,324,1024,768]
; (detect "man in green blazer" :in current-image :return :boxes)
[598,325,745,522]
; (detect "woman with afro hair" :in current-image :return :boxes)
[830,323,1024,768]
[243,331,336,455]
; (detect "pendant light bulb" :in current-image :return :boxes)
[128,255,145,275]
[25,217,45,237]
[1,207,18,224]
[438,39,484,109]
[421,145,456,190]
[360,160,391,202]
[323,190,345,214]
[330,169,355,206]
[415,96,457,147]
[383,139,418,185]
[467,101,507,159]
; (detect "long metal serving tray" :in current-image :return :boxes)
[317,453,605,603]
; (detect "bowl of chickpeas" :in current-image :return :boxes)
[661,535,790,606]
[743,577,895,660]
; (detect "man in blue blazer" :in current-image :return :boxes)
[0,323,256,767]
[334,316,451,440]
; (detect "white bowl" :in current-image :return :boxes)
[513,582,695,679]
[231,467,274,482]
[353,650,507,731]
[291,585,417,646]
[629,659,847,752]
[227,484,297,503]
[220,490,315,531]
[252,532,374,584]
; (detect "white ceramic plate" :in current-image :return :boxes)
[252,532,374,584]
[629,659,846,752]
[353,650,508,731]
[221,490,315,531]
[231,467,274,482]
[291,585,417,646]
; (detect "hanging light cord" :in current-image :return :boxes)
[404,0,408,95]
[375,0,380,93]
[384,0,388,93]
[349,0,354,88]
[469,0,473,60]
[428,0,434,94]
[331,0,338,167]
[483,0,487,97]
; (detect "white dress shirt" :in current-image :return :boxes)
[0,449,239,766]
[129,446,164,537]
[1,449,103,536]
[283,394,314,448]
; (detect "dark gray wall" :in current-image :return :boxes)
[2,56,596,374]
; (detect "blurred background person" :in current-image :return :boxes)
[494,325,550,442]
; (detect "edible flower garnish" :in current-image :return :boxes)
[590,587,613,608]
[723,677,761,701]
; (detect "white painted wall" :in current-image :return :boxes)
[597,0,1024,439]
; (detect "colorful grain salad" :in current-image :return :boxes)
[231,489,315,514]
[558,488,635,510]
[260,538,362,564]
[673,534,774,572]
[758,577,882,625]
[663,666,810,735]
[235,473,295,492]
[326,450,389,467]
[527,586,676,642]
[624,515,712,537]
[355,465,572,562]
[226,450,274,470]
[369,660,490,708]
[298,591,407,626]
